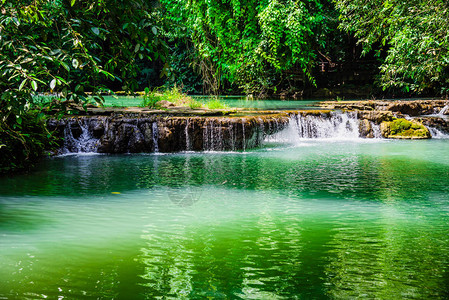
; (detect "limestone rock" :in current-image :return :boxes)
[357,111,394,124]
[359,119,374,138]
[158,100,175,108]
[52,114,289,153]
[417,117,449,134]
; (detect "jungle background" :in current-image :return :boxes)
[1,0,449,172]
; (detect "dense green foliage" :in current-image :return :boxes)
[335,0,449,94]
[1,0,449,173]
[162,0,337,95]
[0,0,163,104]
[0,110,60,174]
[0,0,163,172]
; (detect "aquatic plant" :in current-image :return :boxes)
[188,99,203,109]
[205,98,229,110]
[141,86,193,108]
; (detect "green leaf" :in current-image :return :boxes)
[31,81,38,91]
[19,79,27,91]
[72,58,79,69]
[91,27,100,35]
[71,0,76,6]
[100,70,115,80]
[61,61,70,72]
[152,26,158,35]
[50,79,56,90]
[55,76,67,85]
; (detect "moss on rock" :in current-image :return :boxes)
[380,118,431,139]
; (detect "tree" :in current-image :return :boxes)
[335,0,449,95]
[0,0,163,172]
[162,0,333,96]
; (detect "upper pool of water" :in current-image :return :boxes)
[98,95,323,110]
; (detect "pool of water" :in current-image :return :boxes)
[1,139,449,298]
[99,95,322,110]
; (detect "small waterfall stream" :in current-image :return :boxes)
[152,122,159,152]
[429,127,449,139]
[438,104,449,116]
[56,110,448,154]
[267,111,369,143]
[63,119,100,153]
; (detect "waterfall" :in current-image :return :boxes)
[62,119,100,153]
[185,119,191,151]
[241,118,246,151]
[203,118,224,151]
[429,127,449,139]
[371,123,382,139]
[268,111,362,143]
[152,122,159,152]
[201,117,267,151]
[438,104,449,116]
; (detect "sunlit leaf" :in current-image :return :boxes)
[19,79,27,91]
[91,27,100,35]
[50,79,56,90]
[72,59,79,69]
[61,62,70,72]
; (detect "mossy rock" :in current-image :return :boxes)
[380,118,430,139]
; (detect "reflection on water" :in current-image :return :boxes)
[1,140,449,298]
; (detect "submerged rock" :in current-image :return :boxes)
[380,118,431,139]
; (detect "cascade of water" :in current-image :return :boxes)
[292,112,359,139]
[267,111,362,143]
[185,119,191,151]
[438,104,449,116]
[203,119,224,151]
[429,127,449,139]
[152,122,159,152]
[228,123,236,151]
[258,117,265,143]
[371,122,382,139]
[63,119,99,153]
[242,118,246,151]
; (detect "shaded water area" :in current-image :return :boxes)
[1,136,449,298]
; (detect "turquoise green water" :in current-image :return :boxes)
[99,95,321,110]
[1,140,449,298]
